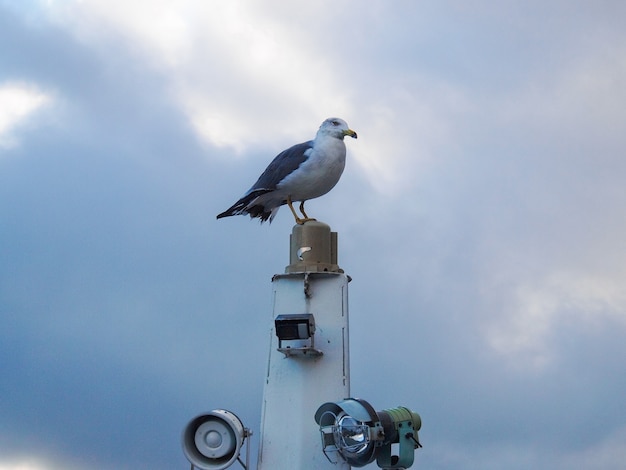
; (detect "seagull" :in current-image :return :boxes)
[216,117,357,224]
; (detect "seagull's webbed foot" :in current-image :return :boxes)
[287,197,315,225]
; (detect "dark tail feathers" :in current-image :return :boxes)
[216,189,273,221]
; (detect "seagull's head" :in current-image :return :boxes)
[318,117,358,140]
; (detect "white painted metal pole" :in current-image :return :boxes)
[257,221,351,470]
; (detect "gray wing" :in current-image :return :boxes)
[216,140,314,222]
[247,141,313,192]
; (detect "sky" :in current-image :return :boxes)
[1,0,626,469]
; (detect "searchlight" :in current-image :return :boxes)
[315,398,422,469]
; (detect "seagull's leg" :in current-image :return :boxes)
[286,196,304,225]
[299,201,316,222]
[299,201,309,218]
[297,200,316,223]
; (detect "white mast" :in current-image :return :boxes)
[257,220,351,470]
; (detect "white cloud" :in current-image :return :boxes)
[429,427,626,470]
[485,268,626,371]
[0,459,55,470]
[31,1,469,192]
[43,0,193,68]
[0,453,93,470]
[559,425,626,470]
[0,82,52,149]
[39,0,353,155]
[0,464,44,470]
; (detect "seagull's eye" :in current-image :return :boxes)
[331,120,339,126]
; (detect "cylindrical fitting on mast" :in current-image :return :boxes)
[286,221,342,273]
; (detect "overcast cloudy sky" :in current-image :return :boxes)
[2,1,626,469]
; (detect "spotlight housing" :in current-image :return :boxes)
[314,398,421,468]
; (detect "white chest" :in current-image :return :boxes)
[277,138,347,200]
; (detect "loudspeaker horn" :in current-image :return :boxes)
[182,409,246,470]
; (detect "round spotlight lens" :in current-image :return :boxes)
[335,415,369,453]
